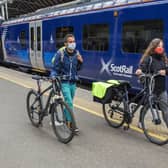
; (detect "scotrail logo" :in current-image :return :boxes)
[100,58,133,78]
[110,64,133,74]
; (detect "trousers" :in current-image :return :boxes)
[139,91,168,127]
[61,82,76,121]
[158,91,168,127]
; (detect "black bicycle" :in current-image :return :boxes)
[103,73,168,145]
[26,75,76,144]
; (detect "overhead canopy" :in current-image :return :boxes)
[0,0,74,19]
[0,0,163,19]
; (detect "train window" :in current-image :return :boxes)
[56,26,74,49]
[30,28,34,50]
[37,26,41,51]
[122,20,163,53]
[83,24,109,51]
[19,30,26,48]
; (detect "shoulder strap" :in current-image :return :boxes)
[147,56,153,73]
[59,46,66,63]
[51,46,66,64]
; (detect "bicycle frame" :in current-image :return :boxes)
[35,78,62,116]
[122,73,161,125]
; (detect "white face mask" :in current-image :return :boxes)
[67,42,76,50]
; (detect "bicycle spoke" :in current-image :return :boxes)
[142,107,168,145]
[26,90,42,127]
[51,101,75,143]
[103,100,125,128]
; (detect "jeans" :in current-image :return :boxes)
[61,82,76,121]
[139,91,168,127]
[158,91,168,127]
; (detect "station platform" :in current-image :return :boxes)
[0,66,167,168]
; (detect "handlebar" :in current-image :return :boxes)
[137,72,161,94]
[32,75,69,82]
[32,75,70,93]
[139,72,160,78]
[138,72,160,83]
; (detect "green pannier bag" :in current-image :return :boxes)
[92,80,120,104]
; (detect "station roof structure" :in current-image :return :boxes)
[0,0,74,19]
[0,0,165,20]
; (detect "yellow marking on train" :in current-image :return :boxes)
[32,68,46,73]
[0,74,167,142]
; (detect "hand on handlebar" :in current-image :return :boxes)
[135,69,142,76]
[159,69,166,76]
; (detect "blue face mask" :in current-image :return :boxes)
[67,42,76,50]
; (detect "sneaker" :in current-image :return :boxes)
[73,127,79,136]
[66,121,79,134]
[50,121,63,126]
[138,122,142,129]
[74,128,79,133]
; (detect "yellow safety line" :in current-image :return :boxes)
[74,104,104,118]
[0,74,167,141]
[0,75,32,88]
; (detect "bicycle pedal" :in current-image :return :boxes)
[154,119,161,125]
[123,125,129,130]
[39,122,43,127]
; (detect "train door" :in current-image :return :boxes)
[29,21,44,69]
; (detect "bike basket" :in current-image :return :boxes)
[92,81,121,104]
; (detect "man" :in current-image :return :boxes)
[51,34,83,132]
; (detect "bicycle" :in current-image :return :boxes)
[26,75,76,144]
[102,73,168,145]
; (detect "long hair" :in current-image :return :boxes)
[140,38,168,64]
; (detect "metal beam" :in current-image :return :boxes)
[1,0,75,18]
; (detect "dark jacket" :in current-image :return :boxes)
[139,54,168,95]
[51,47,83,82]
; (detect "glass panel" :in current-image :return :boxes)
[37,26,41,51]
[56,26,74,49]
[122,20,163,53]
[83,24,109,51]
[30,27,34,50]
[19,30,26,48]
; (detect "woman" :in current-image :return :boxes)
[135,38,168,128]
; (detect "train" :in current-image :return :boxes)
[0,0,168,90]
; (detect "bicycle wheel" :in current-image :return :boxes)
[26,90,42,127]
[142,103,168,145]
[103,99,125,128]
[50,100,75,144]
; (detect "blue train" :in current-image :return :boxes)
[0,0,167,90]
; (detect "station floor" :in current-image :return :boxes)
[0,66,168,168]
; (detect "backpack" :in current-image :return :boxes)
[52,47,79,64]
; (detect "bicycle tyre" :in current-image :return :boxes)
[102,99,125,128]
[26,90,42,127]
[142,103,168,145]
[50,99,75,144]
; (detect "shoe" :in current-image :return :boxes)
[73,127,79,135]
[138,122,142,129]
[50,121,63,126]
[66,121,79,133]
